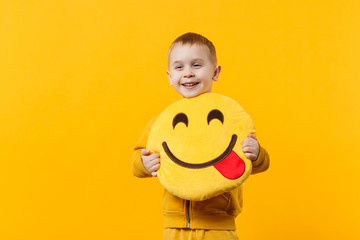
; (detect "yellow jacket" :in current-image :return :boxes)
[131,117,270,230]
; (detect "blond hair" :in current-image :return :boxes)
[168,32,217,65]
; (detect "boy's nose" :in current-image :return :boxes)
[183,69,195,78]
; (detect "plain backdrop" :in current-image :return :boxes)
[1,1,359,239]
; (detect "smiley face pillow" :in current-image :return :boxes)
[146,93,255,201]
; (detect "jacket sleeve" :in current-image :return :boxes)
[251,145,270,174]
[131,117,157,178]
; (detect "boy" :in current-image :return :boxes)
[131,32,270,240]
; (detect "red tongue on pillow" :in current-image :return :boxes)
[214,151,245,180]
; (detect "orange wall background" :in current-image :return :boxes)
[1,1,359,239]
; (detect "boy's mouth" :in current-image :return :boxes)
[181,82,199,88]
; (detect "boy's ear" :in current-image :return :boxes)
[167,70,173,86]
[212,65,222,81]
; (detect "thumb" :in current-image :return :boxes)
[141,148,150,156]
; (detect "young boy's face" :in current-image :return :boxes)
[167,44,221,98]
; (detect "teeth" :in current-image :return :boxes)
[182,83,198,86]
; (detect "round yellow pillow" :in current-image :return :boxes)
[146,93,255,201]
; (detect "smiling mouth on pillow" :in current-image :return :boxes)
[162,134,246,180]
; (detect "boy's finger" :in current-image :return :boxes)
[148,153,160,161]
[152,163,160,171]
[141,149,150,156]
[150,158,160,164]
[242,139,252,148]
[245,152,256,160]
[242,138,249,147]
[242,147,251,153]
[151,153,160,158]
[243,137,258,148]
[247,134,256,139]
[243,147,257,154]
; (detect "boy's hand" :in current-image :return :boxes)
[242,134,260,161]
[141,149,160,177]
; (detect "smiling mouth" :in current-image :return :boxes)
[181,82,199,88]
[162,134,238,169]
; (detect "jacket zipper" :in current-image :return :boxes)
[186,200,190,228]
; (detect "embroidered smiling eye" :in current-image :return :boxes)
[207,109,224,125]
[173,113,188,129]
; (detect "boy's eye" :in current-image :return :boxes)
[175,66,182,70]
[193,63,201,67]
